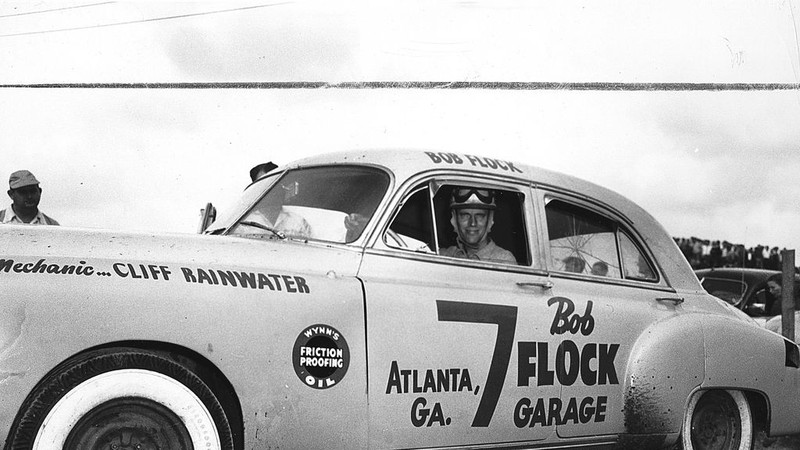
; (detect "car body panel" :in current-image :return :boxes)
[0,227,369,449]
[1,149,799,448]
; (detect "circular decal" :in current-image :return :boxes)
[293,324,350,389]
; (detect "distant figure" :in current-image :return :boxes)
[709,240,722,268]
[591,261,609,276]
[764,273,800,344]
[1,170,59,225]
[563,256,585,273]
[250,162,278,182]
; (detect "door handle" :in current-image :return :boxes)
[517,280,554,290]
[656,297,684,305]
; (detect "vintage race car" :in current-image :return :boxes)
[1,149,799,450]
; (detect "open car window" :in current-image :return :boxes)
[384,182,531,266]
[228,166,390,243]
[383,185,437,254]
[545,198,657,282]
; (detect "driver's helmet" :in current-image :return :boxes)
[450,188,496,210]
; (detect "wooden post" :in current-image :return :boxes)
[782,249,796,341]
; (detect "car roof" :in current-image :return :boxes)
[695,267,800,284]
[695,268,780,282]
[286,149,701,291]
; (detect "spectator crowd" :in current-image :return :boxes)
[674,236,796,271]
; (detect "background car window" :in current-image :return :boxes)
[701,278,746,305]
[749,287,780,317]
[545,200,621,278]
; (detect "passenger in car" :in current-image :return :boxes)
[764,273,800,344]
[563,256,586,273]
[439,188,517,264]
[591,261,609,276]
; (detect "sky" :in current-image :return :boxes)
[1,0,799,252]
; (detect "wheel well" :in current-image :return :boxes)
[84,340,244,450]
[683,389,769,437]
[744,390,770,435]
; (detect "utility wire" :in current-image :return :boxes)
[0,2,290,38]
[0,2,114,19]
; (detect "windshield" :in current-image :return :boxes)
[227,165,390,243]
[205,173,281,234]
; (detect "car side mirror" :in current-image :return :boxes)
[197,202,217,233]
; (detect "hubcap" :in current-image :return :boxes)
[64,397,193,450]
[691,391,741,450]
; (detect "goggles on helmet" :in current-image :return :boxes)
[450,188,496,210]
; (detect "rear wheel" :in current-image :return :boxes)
[7,348,234,450]
[681,389,752,450]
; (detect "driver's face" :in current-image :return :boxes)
[454,208,492,247]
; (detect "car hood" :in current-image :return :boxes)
[0,225,363,278]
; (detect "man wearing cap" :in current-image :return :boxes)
[249,161,278,182]
[1,170,59,225]
[439,187,516,264]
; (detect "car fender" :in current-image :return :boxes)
[701,314,800,436]
[622,314,706,435]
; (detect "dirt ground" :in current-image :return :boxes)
[755,431,800,449]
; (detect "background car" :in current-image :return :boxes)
[695,268,800,325]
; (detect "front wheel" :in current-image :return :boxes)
[7,348,234,450]
[681,389,753,450]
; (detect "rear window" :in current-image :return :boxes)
[545,199,657,282]
[701,278,746,305]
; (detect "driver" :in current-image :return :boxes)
[439,187,517,264]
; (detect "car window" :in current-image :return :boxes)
[229,166,390,243]
[544,198,657,281]
[207,172,281,233]
[383,185,436,253]
[384,182,531,266]
[619,230,657,281]
[545,199,620,278]
[701,278,746,305]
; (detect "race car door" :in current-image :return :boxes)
[536,194,691,440]
[358,177,560,448]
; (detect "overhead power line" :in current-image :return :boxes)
[1,82,799,91]
[0,2,113,19]
[0,2,290,38]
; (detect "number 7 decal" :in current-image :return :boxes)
[436,300,518,427]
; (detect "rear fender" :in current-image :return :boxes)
[623,314,706,434]
[701,315,800,436]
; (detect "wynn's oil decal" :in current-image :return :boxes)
[0,257,311,294]
[293,324,350,389]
